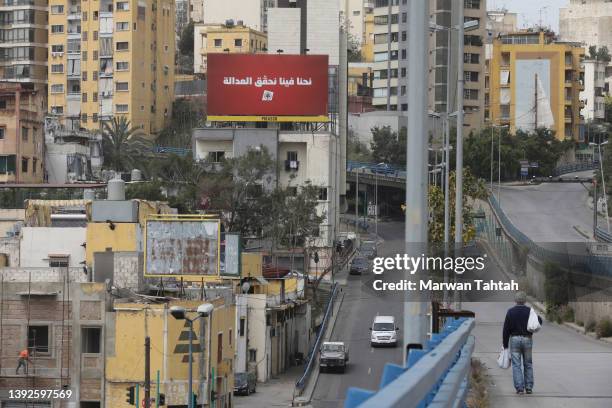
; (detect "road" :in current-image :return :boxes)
[497,179,602,242]
[312,220,612,408]
[310,222,405,408]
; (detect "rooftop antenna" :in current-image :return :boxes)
[538,6,549,31]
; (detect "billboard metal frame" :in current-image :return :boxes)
[143,214,222,281]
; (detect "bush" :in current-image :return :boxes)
[576,320,584,327]
[596,318,612,339]
[586,319,597,333]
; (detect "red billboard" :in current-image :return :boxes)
[207,54,329,121]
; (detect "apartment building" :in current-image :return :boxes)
[0,0,48,184]
[343,0,373,48]
[47,0,176,136]
[489,31,585,141]
[204,0,276,33]
[582,58,607,121]
[372,0,486,134]
[193,22,267,75]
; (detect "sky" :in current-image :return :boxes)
[487,0,570,33]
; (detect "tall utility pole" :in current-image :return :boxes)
[403,0,429,363]
[454,4,465,247]
[145,336,151,408]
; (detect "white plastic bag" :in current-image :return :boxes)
[528,307,542,333]
[497,347,510,369]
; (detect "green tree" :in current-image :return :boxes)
[370,126,406,166]
[589,45,611,63]
[428,168,487,244]
[178,21,194,57]
[101,117,152,171]
[347,130,372,162]
[156,99,203,149]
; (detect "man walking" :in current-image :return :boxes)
[503,291,542,394]
[16,348,30,375]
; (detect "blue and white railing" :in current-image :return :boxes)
[345,318,475,408]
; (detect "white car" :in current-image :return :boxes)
[370,315,399,347]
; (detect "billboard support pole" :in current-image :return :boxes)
[403,0,429,364]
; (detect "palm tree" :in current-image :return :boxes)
[101,117,152,171]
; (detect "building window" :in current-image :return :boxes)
[49,255,69,267]
[116,22,129,31]
[464,0,480,9]
[21,157,28,172]
[52,44,64,53]
[464,71,479,82]
[81,113,87,123]
[51,25,64,34]
[249,349,256,362]
[93,50,98,60]
[116,42,129,51]
[0,128,4,139]
[28,325,49,354]
[32,158,37,174]
[464,53,480,64]
[116,61,129,71]
[116,2,129,11]
[217,333,223,363]
[93,92,98,102]
[318,187,328,201]
[51,5,64,13]
[93,71,98,80]
[229,329,232,345]
[51,106,64,115]
[82,71,87,81]
[50,84,64,93]
[463,89,479,100]
[51,64,64,73]
[93,11,98,20]
[116,104,128,113]
[239,318,245,337]
[93,31,98,41]
[81,327,101,353]
[82,11,88,21]
[234,38,242,47]
[21,127,28,141]
[82,31,88,41]
[116,82,129,91]
[93,113,98,122]
[82,93,87,102]
[214,38,222,47]
[82,51,88,61]
[208,151,225,163]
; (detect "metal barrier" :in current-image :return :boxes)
[553,161,596,176]
[595,226,612,243]
[488,195,612,277]
[294,282,339,394]
[344,318,475,408]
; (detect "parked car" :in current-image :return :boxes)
[371,163,396,175]
[319,341,349,373]
[234,371,257,396]
[350,256,369,275]
[370,315,399,347]
[360,246,377,260]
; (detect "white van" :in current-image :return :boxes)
[370,315,398,347]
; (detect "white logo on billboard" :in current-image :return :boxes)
[262,90,274,102]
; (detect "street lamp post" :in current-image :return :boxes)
[170,304,214,408]
[590,138,610,232]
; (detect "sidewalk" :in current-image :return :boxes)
[468,302,612,408]
[234,366,303,408]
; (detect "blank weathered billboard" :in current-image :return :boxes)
[145,218,220,277]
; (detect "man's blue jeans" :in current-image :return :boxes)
[510,335,534,391]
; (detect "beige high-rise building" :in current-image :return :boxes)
[48,0,176,135]
[0,0,47,183]
[371,0,487,134]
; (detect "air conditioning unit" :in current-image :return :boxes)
[51,52,64,57]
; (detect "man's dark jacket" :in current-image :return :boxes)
[503,305,543,348]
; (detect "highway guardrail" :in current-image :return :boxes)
[344,318,475,408]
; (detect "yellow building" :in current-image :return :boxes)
[0,84,45,183]
[488,31,585,140]
[348,63,373,97]
[361,12,374,62]
[105,298,236,407]
[47,0,176,136]
[194,22,267,75]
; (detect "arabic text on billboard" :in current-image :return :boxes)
[146,220,219,276]
[207,54,329,118]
